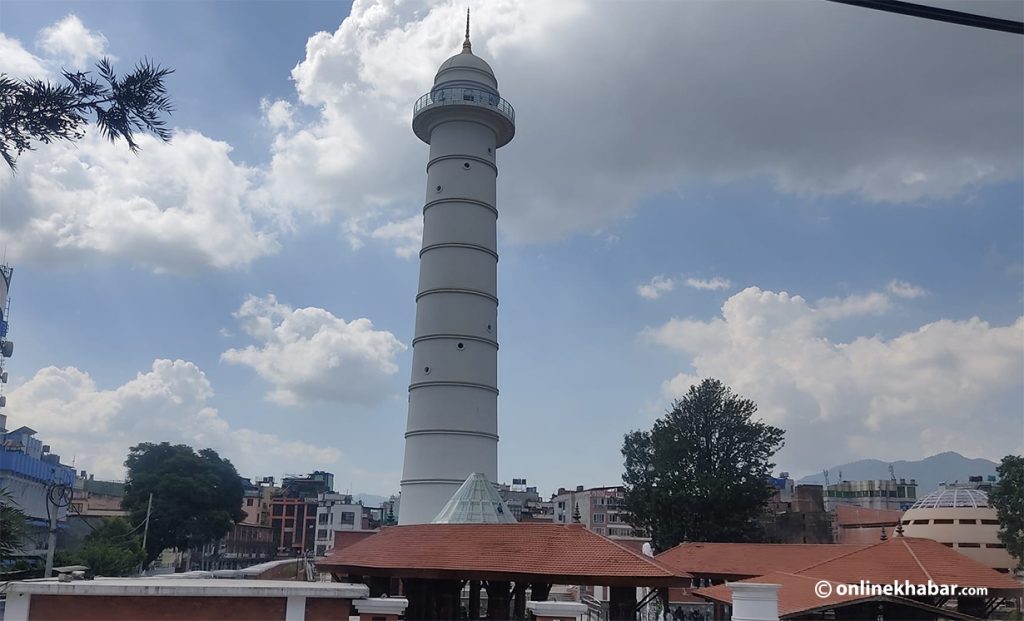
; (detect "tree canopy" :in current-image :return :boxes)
[990,454,1023,569]
[622,378,785,551]
[0,58,173,170]
[123,442,245,562]
[0,487,29,563]
[54,517,145,577]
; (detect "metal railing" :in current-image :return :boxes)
[414,87,515,124]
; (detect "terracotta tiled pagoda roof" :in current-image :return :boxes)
[796,537,1023,593]
[695,573,985,621]
[656,542,866,578]
[318,523,688,587]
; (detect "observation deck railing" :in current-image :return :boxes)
[413,87,515,124]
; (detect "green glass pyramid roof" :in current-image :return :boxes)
[431,472,518,524]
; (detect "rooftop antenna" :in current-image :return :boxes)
[463,7,472,53]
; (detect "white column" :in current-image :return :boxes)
[284,595,306,621]
[3,591,30,621]
[729,583,780,621]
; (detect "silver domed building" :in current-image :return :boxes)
[900,486,1016,573]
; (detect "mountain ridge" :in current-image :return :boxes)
[796,451,999,495]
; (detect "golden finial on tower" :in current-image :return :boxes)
[463,7,472,53]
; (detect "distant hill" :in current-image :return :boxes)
[796,452,999,495]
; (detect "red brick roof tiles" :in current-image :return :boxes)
[656,543,866,578]
[796,537,1022,592]
[694,572,989,621]
[317,523,688,587]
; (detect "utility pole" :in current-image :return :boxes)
[44,500,57,578]
[138,493,153,575]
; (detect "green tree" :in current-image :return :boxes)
[622,378,785,551]
[54,518,145,576]
[990,454,1023,570]
[0,58,173,170]
[0,487,29,563]
[123,442,245,563]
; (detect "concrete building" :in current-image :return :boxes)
[823,477,917,512]
[193,522,277,571]
[762,481,832,544]
[270,472,334,557]
[240,476,277,526]
[495,478,551,521]
[399,15,516,525]
[69,471,126,518]
[312,493,382,557]
[900,485,1017,574]
[0,414,76,559]
[550,486,647,541]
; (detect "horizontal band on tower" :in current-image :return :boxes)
[427,154,497,174]
[399,477,471,486]
[420,241,498,260]
[423,197,498,217]
[404,429,500,441]
[416,287,498,305]
[408,380,499,395]
[411,333,498,348]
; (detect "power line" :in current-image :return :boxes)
[825,0,1024,34]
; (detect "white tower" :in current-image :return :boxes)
[399,12,515,525]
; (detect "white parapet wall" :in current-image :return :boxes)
[728,582,781,621]
[4,578,369,621]
[526,600,589,621]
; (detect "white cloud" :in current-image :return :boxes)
[685,277,732,291]
[816,291,892,319]
[221,294,406,406]
[887,279,928,299]
[637,275,675,300]
[0,131,280,272]
[0,33,49,78]
[370,214,423,259]
[259,0,1021,250]
[37,14,112,70]
[4,359,342,480]
[261,98,295,131]
[646,286,1024,473]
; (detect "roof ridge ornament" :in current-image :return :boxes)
[463,7,472,53]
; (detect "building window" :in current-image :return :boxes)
[592,514,604,524]
[246,498,254,506]
[958,519,977,525]
[957,542,981,548]
[981,519,1000,525]
[318,513,329,524]
[933,519,954,524]
[317,529,329,539]
[985,543,1006,549]
[340,511,355,525]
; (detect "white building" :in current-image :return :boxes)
[399,14,516,524]
[312,493,380,557]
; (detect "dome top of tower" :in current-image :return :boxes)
[432,8,498,90]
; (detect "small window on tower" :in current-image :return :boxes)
[486,324,493,333]
[436,185,443,193]
[457,342,465,350]
[424,366,431,374]
[463,162,471,169]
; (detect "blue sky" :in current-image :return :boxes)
[1,0,1021,498]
